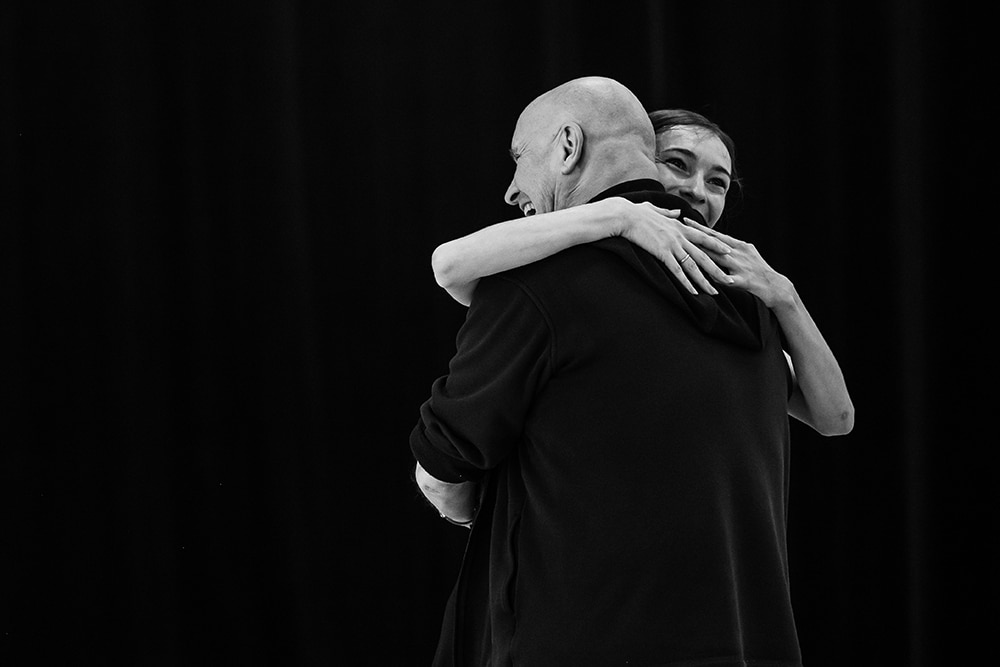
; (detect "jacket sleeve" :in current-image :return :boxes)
[410,274,552,483]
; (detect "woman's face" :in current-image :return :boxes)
[655,126,733,227]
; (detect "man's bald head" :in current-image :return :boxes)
[504,77,658,215]
[523,76,655,152]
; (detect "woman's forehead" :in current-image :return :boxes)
[656,126,732,168]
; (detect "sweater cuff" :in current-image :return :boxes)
[409,422,480,484]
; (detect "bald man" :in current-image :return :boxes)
[410,78,802,666]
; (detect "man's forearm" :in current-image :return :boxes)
[414,462,477,524]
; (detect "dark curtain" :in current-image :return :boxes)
[2,1,992,665]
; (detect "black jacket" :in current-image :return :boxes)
[411,180,801,667]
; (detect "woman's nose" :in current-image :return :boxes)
[678,178,706,203]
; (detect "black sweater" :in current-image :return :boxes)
[411,181,801,667]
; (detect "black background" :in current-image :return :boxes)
[2,1,993,665]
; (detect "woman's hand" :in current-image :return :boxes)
[613,198,735,295]
[684,218,855,435]
[683,217,794,308]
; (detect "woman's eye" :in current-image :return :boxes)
[709,178,730,192]
[662,157,687,171]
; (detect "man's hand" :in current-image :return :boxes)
[615,199,734,296]
[414,462,477,526]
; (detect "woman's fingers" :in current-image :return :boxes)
[647,206,733,257]
[648,204,683,219]
[683,226,733,257]
[683,218,741,247]
[674,245,732,295]
[688,247,735,288]
[668,253,700,295]
[633,205,736,295]
[682,254,720,295]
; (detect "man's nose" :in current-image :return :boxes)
[504,179,520,207]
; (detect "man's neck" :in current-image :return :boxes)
[587,178,664,203]
[562,165,659,208]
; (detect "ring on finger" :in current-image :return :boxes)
[679,253,692,265]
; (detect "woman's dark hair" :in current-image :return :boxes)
[648,108,742,208]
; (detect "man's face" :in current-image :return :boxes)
[503,105,558,217]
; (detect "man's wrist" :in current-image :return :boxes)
[440,504,477,528]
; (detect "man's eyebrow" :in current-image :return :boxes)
[659,147,731,178]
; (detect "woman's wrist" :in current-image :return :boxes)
[598,197,632,238]
[763,274,799,312]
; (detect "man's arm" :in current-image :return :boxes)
[414,462,477,526]
[410,274,552,520]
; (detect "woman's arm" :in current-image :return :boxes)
[688,220,855,436]
[432,197,734,306]
[773,291,855,435]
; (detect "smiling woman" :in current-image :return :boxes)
[651,108,739,228]
[426,104,853,439]
[430,107,743,307]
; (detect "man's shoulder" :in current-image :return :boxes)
[499,239,624,285]
[474,239,632,319]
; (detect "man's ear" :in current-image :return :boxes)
[558,122,584,175]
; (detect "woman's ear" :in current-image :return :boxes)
[558,122,584,175]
